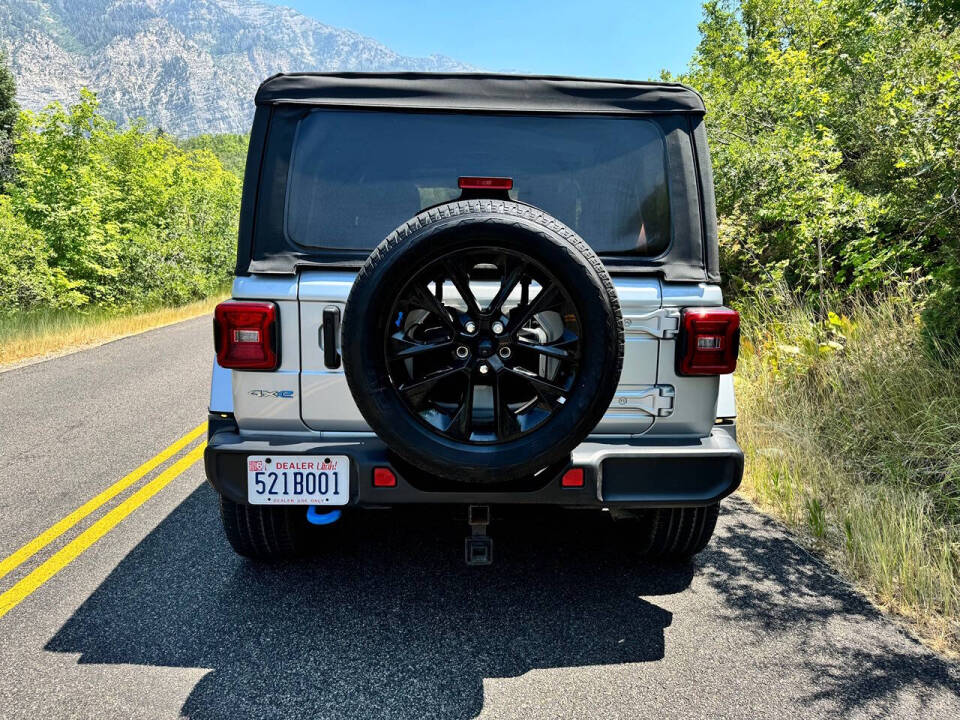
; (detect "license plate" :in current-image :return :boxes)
[246,455,349,505]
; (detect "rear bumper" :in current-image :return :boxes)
[204,417,743,508]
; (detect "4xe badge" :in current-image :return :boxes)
[249,389,294,398]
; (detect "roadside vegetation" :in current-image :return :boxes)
[674,0,960,654]
[178,133,250,177]
[737,293,960,652]
[0,295,226,368]
[0,53,246,362]
[0,90,242,313]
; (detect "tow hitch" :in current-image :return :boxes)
[465,505,493,566]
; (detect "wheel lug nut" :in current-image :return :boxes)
[464,321,477,334]
[499,346,512,359]
[492,321,505,334]
[456,345,470,359]
[478,364,490,375]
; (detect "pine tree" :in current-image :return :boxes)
[0,50,19,187]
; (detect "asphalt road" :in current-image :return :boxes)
[1,316,958,719]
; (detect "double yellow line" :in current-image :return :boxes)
[0,421,208,619]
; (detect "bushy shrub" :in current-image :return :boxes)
[0,90,240,315]
[673,0,960,347]
[736,289,960,649]
[177,133,249,177]
[923,263,960,355]
[0,196,84,311]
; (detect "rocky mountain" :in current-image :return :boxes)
[0,0,475,136]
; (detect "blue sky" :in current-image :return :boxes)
[262,1,705,80]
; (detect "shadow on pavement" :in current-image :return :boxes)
[44,490,960,718]
[701,498,960,717]
[45,486,692,719]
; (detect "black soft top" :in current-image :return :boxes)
[238,73,720,283]
[254,72,706,116]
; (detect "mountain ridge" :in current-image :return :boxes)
[0,0,476,136]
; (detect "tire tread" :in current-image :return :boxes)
[624,504,721,560]
[219,496,314,561]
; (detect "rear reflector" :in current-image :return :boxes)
[458,176,513,190]
[214,301,279,370]
[561,468,585,488]
[677,307,740,376]
[373,468,397,487]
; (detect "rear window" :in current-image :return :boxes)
[284,110,671,256]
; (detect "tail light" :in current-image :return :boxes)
[214,301,279,370]
[677,307,740,376]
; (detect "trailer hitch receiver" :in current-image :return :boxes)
[465,505,493,566]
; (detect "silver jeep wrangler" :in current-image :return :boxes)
[205,72,742,564]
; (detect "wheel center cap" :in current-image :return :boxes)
[477,337,495,358]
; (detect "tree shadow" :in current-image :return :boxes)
[700,498,960,717]
[46,486,693,719]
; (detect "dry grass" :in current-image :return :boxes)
[0,295,227,369]
[736,289,960,656]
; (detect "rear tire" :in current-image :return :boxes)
[616,504,720,560]
[219,496,320,560]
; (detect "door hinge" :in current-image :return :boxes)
[621,308,680,339]
[610,385,675,418]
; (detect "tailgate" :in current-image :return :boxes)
[299,271,367,432]
[299,271,666,435]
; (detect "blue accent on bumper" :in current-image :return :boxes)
[306,507,342,525]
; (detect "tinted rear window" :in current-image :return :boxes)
[285,110,671,256]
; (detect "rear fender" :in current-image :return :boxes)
[716,373,737,419]
[209,359,233,413]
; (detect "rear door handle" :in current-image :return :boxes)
[321,306,341,369]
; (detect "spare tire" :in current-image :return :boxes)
[341,200,623,482]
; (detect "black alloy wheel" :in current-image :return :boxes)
[386,247,580,444]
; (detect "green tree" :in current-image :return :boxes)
[0,195,83,310]
[0,50,19,187]
[672,0,960,343]
[2,90,240,313]
[178,133,249,178]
